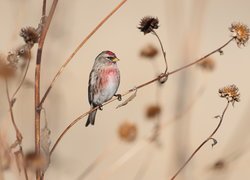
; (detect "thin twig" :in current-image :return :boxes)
[11,59,31,100]
[5,79,22,143]
[39,0,128,107]
[49,38,234,156]
[5,79,28,180]
[152,30,168,73]
[76,141,118,180]
[170,101,230,180]
[35,0,58,179]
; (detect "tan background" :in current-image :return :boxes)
[1,0,250,179]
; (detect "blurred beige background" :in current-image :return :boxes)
[1,0,250,180]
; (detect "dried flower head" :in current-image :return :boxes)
[0,55,16,78]
[229,22,250,47]
[198,58,215,71]
[138,16,159,35]
[24,152,48,172]
[118,121,137,142]
[146,105,161,118]
[20,27,39,45]
[219,84,240,105]
[140,44,158,58]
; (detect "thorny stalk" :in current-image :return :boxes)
[5,79,28,180]
[170,101,230,180]
[39,0,128,107]
[49,38,235,156]
[35,0,58,179]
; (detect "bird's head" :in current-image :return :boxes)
[96,50,120,64]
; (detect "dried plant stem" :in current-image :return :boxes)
[133,147,154,180]
[35,0,58,179]
[11,59,31,100]
[170,101,230,180]
[76,141,118,180]
[49,38,234,156]
[5,79,22,143]
[152,30,168,73]
[101,141,149,180]
[5,79,28,180]
[39,0,128,107]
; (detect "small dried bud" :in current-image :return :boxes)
[0,55,16,78]
[229,22,250,47]
[212,160,225,170]
[20,27,39,45]
[118,121,137,142]
[198,58,215,71]
[138,16,159,35]
[24,152,48,172]
[219,84,240,105]
[140,44,158,58]
[146,105,161,118]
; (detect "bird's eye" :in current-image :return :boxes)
[107,57,113,60]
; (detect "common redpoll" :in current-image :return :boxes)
[86,51,121,127]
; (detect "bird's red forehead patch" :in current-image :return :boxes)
[106,51,116,56]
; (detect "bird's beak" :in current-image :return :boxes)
[112,57,120,62]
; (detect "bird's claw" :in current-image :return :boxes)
[115,94,122,101]
[98,105,103,110]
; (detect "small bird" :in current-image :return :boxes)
[86,51,121,127]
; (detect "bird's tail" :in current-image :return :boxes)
[85,109,97,127]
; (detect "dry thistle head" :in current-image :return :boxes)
[20,26,39,45]
[146,105,161,119]
[118,121,137,142]
[140,44,158,58]
[138,16,159,35]
[219,84,240,105]
[198,58,215,71]
[229,22,250,47]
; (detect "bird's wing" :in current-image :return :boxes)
[88,69,96,105]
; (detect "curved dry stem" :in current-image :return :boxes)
[49,38,234,156]
[5,79,28,180]
[5,79,22,143]
[11,59,31,100]
[39,0,128,107]
[170,101,230,180]
[152,30,168,73]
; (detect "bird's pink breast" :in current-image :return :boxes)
[100,68,119,87]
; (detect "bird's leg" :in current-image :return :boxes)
[98,104,103,110]
[114,94,122,101]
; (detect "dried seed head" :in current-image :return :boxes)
[219,84,240,105]
[229,22,250,47]
[24,152,48,172]
[146,105,161,118]
[20,27,39,45]
[0,55,16,78]
[138,16,159,35]
[140,44,158,58]
[118,121,137,142]
[198,58,215,71]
